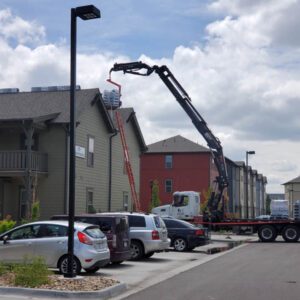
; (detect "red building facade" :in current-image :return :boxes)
[140,135,218,212]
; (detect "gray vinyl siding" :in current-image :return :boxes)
[38,126,66,219]
[75,102,110,214]
[111,116,141,211]
[3,179,22,219]
[0,130,20,150]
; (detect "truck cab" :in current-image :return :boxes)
[152,191,200,221]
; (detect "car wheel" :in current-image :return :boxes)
[130,240,144,260]
[111,261,124,265]
[144,251,155,258]
[84,267,100,273]
[173,237,187,252]
[282,225,300,242]
[258,225,277,242]
[58,255,81,275]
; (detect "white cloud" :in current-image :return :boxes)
[0,3,300,193]
[0,8,45,45]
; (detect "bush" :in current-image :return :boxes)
[0,217,16,234]
[0,262,15,276]
[13,256,51,288]
[0,263,7,276]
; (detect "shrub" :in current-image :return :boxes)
[31,201,40,222]
[0,217,16,234]
[0,263,7,276]
[13,256,51,288]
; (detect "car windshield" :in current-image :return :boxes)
[84,226,105,239]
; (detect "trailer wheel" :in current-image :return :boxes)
[282,225,300,242]
[258,225,277,242]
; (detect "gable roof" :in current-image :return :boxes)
[283,175,300,185]
[0,88,115,132]
[112,107,147,152]
[146,135,210,153]
[120,107,147,152]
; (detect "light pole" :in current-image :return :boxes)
[66,4,100,278]
[245,150,255,219]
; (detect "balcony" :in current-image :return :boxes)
[0,151,48,175]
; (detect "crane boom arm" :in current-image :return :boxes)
[109,61,229,221]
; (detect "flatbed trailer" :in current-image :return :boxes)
[201,219,300,242]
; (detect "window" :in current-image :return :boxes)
[123,192,129,211]
[173,195,189,207]
[164,219,190,229]
[86,188,94,213]
[9,225,40,240]
[84,227,105,239]
[87,135,95,167]
[128,215,146,227]
[153,216,164,228]
[39,224,68,238]
[165,155,173,169]
[165,179,173,193]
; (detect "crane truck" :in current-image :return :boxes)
[109,61,300,243]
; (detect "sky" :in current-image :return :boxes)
[0,0,300,194]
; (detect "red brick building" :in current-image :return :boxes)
[140,135,218,211]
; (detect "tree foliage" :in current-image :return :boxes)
[149,179,160,211]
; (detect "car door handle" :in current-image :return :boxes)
[57,241,65,244]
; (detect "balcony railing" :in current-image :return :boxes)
[0,151,48,173]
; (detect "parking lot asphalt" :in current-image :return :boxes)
[0,233,258,300]
[107,233,258,299]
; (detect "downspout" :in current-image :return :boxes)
[108,130,118,211]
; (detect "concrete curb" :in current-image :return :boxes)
[0,282,127,299]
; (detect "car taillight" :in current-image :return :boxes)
[112,234,117,248]
[195,229,204,236]
[152,230,160,240]
[77,231,93,245]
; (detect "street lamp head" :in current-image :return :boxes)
[247,150,255,155]
[75,5,101,20]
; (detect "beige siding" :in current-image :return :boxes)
[38,126,66,219]
[111,114,141,211]
[75,102,110,214]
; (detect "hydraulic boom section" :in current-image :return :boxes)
[109,61,229,221]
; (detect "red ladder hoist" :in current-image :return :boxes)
[107,77,141,212]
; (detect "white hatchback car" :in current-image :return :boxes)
[0,220,110,274]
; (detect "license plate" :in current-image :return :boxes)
[94,240,105,250]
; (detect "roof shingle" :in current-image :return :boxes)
[146,135,210,153]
